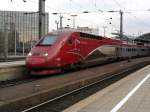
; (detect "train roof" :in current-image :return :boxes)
[48,29,104,38]
[46,30,123,44]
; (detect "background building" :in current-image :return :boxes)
[77,26,99,35]
[0,10,49,58]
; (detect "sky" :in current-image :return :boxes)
[1,0,150,37]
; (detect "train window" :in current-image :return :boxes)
[37,35,58,46]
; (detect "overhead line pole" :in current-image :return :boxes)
[60,14,63,29]
[120,10,123,39]
[108,10,123,39]
[39,0,46,39]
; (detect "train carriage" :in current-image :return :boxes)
[26,30,150,75]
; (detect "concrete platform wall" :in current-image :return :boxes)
[0,61,28,81]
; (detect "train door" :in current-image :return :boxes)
[116,46,120,58]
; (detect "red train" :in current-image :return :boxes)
[26,30,150,75]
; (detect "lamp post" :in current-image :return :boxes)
[53,13,63,29]
[71,14,77,29]
[108,10,123,39]
[102,26,107,37]
[55,20,59,30]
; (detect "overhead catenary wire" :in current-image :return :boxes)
[14,0,124,30]
[112,0,150,30]
[24,0,101,28]
[10,0,150,35]
[113,0,126,11]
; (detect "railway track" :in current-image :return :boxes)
[21,62,147,112]
[0,58,149,112]
[0,77,37,88]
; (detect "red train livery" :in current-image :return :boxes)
[26,30,150,75]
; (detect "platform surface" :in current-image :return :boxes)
[0,61,25,68]
[63,65,150,112]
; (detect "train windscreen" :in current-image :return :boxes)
[37,35,58,46]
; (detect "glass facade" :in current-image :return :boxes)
[0,10,49,57]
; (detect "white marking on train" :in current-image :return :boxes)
[66,52,84,59]
[110,73,150,112]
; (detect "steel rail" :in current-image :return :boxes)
[21,65,140,112]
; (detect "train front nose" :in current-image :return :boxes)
[26,52,50,69]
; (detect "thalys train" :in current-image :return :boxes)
[26,30,150,75]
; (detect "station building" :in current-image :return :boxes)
[76,26,99,35]
[60,26,99,35]
[0,10,49,58]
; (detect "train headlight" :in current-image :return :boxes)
[28,52,32,56]
[43,53,48,57]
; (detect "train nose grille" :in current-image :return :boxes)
[33,52,41,56]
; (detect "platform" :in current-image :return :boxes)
[0,61,25,68]
[0,61,26,81]
[63,65,150,112]
[0,57,149,112]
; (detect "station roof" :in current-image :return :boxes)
[135,33,150,43]
[138,33,150,39]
